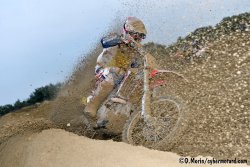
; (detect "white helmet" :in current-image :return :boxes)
[123,17,147,40]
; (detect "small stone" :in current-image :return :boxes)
[233,53,239,57]
[237,71,241,75]
[240,105,244,108]
[67,123,71,127]
[213,65,217,68]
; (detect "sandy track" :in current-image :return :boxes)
[0,129,248,167]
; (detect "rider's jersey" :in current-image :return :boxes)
[96,43,141,70]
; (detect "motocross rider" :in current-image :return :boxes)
[84,17,149,121]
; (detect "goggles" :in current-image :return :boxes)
[128,31,146,40]
[123,24,146,40]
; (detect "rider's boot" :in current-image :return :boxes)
[84,80,114,126]
[96,120,109,129]
[82,112,97,129]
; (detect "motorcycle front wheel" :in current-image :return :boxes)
[122,95,187,151]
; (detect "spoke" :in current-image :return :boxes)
[157,69,189,82]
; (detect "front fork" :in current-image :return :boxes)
[141,67,188,126]
[141,68,151,118]
[141,60,156,125]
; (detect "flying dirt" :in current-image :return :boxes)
[0,12,249,166]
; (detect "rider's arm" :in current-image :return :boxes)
[96,46,117,68]
[122,35,158,70]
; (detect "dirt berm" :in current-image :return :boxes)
[0,13,249,166]
[0,129,248,167]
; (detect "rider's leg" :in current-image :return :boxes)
[84,79,114,118]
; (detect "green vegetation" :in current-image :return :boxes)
[0,83,62,116]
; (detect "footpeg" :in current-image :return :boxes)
[111,97,127,104]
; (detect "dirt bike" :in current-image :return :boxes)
[89,34,189,150]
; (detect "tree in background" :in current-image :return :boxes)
[0,83,62,116]
[0,105,14,116]
[27,83,61,105]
